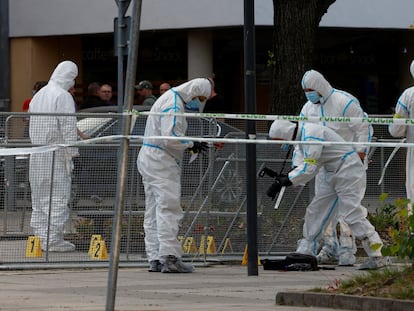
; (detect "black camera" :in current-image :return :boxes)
[259,167,278,178]
[266,179,282,200]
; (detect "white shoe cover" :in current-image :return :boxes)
[44,240,76,252]
[338,253,356,266]
[358,256,386,270]
[316,249,338,265]
[161,255,194,273]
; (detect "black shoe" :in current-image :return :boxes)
[148,260,162,272]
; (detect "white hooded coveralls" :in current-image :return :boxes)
[299,70,373,258]
[29,61,79,249]
[269,120,383,258]
[137,78,211,262]
[389,60,414,209]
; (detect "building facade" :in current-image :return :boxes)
[3,0,414,114]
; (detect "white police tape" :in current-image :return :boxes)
[21,109,403,125]
[133,136,413,148]
[1,135,412,158]
[2,110,408,162]
[0,136,125,156]
[128,110,412,126]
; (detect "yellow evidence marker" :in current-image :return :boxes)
[241,245,261,266]
[89,235,108,260]
[25,236,42,257]
[199,235,217,254]
[182,237,197,253]
[88,234,103,256]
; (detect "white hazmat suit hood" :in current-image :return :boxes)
[173,78,211,112]
[410,60,414,79]
[269,120,298,141]
[49,60,78,91]
[299,70,371,155]
[301,70,333,104]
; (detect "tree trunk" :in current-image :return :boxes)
[269,0,335,115]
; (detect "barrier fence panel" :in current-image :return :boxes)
[0,112,407,266]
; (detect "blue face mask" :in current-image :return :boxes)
[185,98,201,111]
[281,144,290,152]
[305,91,321,104]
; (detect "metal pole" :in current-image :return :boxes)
[117,1,125,113]
[105,0,142,310]
[0,0,10,112]
[243,0,258,276]
[45,152,56,262]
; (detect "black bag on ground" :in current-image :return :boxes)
[261,252,318,271]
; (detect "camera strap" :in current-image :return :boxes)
[279,122,298,175]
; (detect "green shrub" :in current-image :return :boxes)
[368,193,399,232]
[377,194,414,261]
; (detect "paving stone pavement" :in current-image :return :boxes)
[1,261,411,311]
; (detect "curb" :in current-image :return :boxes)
[276,291,414,311]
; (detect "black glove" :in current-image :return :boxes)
[266,175,292,200]
[266,179,283,200]
[188,142,208,154]
[276,175,292,187]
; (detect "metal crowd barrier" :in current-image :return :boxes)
[0,112,406,266]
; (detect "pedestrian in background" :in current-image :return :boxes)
[81,82,108,109]
[22,81,48,137]
[159,82,171,96]
[99,83,116,105]
[135,80,157,106]
[22,81,48,112]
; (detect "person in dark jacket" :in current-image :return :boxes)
[81,82,108,109]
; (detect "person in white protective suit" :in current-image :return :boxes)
[137,78,212,273]
[29,60,79,252]
[299,69,373,266]
[389,60,414,212]
[268,120,385,270]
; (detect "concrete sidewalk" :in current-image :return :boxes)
[0,261,380,311]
